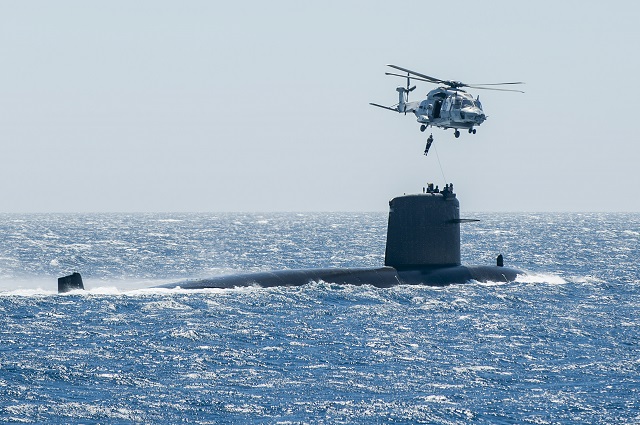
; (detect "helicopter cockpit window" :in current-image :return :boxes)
[462,98,474,108]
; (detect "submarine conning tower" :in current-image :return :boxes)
[385,187,461,269]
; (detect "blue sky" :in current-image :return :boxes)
[1,1,638,212]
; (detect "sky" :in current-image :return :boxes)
[1,1,639,213]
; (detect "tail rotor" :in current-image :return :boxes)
[401,73,416,115]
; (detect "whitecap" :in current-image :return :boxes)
[140,299,193,312]
[569,275,606,285]
[170,329,200,340]
[0,287,57,297]
[516,273,567,285]
[421,395,453,404]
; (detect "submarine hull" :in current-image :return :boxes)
[58,190,525,293]
[151,192,522,291]
[155,265,521,290]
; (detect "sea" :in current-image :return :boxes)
[0,212,638,424]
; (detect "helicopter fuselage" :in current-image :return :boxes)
[408,88,486,135]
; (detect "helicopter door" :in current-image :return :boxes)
[433,100,442,119]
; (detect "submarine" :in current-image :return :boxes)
[58,185,522,293]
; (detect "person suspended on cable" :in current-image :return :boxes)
[424,134,434,156]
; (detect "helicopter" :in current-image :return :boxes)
[370,65,524,138]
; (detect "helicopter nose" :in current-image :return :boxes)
[464,109,485,124]
[469,108,486,124]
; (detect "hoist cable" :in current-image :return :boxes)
[433,145,447,184]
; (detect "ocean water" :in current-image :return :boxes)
[0,212,638,424]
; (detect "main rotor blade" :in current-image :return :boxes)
[468,82,525,86]
[387,64,525,92]
[385,72,437,84]
[466,85,525,93]
[386,65,445,84]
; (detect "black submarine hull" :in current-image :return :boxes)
[153,192,521,290]
[57,190,525,293]
[155,265,521,290]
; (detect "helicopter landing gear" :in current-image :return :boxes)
[454,130,460,138]
[468,128,476,134]
[420,125,427,132]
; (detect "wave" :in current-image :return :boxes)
[516,273,567,285]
